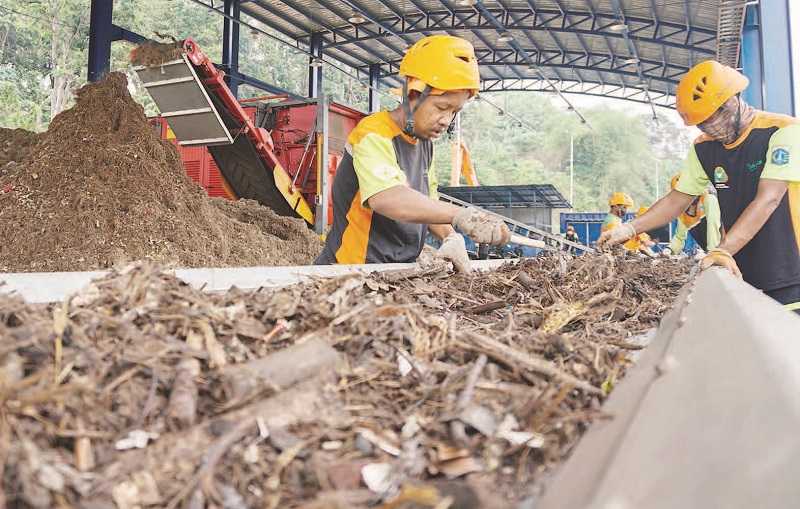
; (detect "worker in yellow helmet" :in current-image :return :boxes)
[601,192,634,234]
[661,174,723,256]
[316,35,510,272]
[599,60,800,314]
[623,206,657,257]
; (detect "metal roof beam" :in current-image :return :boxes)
[497,0,568,83]
[309,0,407,60]
[609,0,658,119]
[437,0,521,82]
[373,48,688,85]
[249,1,404,89]
[471,1,589,125]
[479,78,675,108]
[324,9,715,56]
[253,0,393,68]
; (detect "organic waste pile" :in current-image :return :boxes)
[0,73,321,273]
[0,253,693,508]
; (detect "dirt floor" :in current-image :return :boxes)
[0,253,693,508]
[0,73,322,272]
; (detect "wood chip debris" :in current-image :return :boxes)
[0,253,692,507]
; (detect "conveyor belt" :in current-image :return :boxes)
[133,39,313,224]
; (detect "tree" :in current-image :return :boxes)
[0,0,694,215]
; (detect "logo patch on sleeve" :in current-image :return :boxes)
[771,147,790,166]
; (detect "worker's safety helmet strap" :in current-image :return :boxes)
[400,35,481,96]
[676,60,749,126]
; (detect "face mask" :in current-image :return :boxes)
[698,97,755,145]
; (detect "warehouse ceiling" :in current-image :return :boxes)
[239,0,748,108]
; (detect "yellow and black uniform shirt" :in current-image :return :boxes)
[676,111,800,292]
[316,111,439,265]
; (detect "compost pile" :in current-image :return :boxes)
[0,128,40,169]
[0,254,692,508]
[0,73,321,272]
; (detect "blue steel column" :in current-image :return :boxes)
[308,32,324,99]
[87,0,113,82]
[368,64,381,113]
[740,4,764,109]
[222,0,241,97]
[756,0,795,115]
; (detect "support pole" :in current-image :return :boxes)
[308,32,324,99]
[368,63,381,113]
[450,113,462,186]
[759,0,795,115]
[314,94,330,234]
[87,0,113,82]
[222,0,241,97]
[741,4,764,109]
[569,135,574,208]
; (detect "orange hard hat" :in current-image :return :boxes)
[609,192,634,208]
[676,60,749,126]
[400,35,481,97]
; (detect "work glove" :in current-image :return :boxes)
[452,207,511,246]
[700,248,742,278]
[597,223,636,249]
[660,247,673,258]
[436,232,471,273]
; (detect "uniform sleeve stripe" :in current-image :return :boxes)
[335,191,372,264]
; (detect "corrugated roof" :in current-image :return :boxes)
[239,0,748,108]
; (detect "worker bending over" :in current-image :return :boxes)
[623,207,657,257]
[601,192,634,234]
[662,174,722,256]
[315,35,510,272]
[600,61,800,313]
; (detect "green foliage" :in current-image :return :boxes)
[0,0,690,212]
[434,93,690,211]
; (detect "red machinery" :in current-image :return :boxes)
[135,39,364,232]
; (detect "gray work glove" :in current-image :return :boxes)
[597,223,636,249]
[436,232,471,273]
[452,207,511,246]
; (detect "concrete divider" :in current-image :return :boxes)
[0,260,510,304]
[536,268,800,509]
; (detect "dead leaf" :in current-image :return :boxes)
[361,462,394,493]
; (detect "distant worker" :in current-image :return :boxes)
[563,224,580,253]
[601,192,634,234]
[315,35,510,272]
[623,206,657,257]
[599,60,800,313]
[661,174,722,256]
[564,224,580,244]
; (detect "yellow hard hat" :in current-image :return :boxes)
[400,35,481,97]
[636,206,649,216]
[676,60,749,126]
[670,174,681,190]
[609,192,634,207]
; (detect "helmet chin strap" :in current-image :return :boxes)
[734,94,742,140]
[402,80,433,138]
